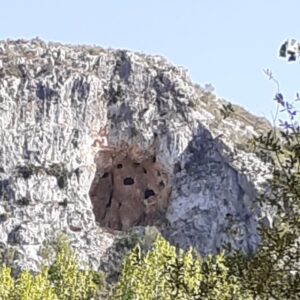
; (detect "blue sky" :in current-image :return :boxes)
[1,0,300,121]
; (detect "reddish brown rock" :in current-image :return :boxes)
[89,144,171,230]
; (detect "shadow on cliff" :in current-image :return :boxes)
[96,121,260,283]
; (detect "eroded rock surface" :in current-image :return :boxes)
[0,39,272,272]
[90,144,170,230]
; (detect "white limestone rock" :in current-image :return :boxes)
[0,39,272,273]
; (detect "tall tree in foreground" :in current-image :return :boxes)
[225,39,300,299]
[113,234,248,300]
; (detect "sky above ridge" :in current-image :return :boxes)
[1,0,300,121]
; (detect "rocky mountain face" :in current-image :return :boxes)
[0,39,272,274]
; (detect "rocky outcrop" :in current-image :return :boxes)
[0,39,272,273]
[89,143,171,230]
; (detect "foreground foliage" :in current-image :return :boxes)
[223,69,300,298]
[0,236,102,300]
[113,49,300,299]
[113,235,249,300]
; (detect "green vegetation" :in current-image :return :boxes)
[219,102,235,119]
[111,43,300,299]
[223,69,300,299]
[0,236,103,300]
[1,42,300,300]
[113,235,249,300]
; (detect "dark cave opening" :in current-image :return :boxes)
[123,177,134,185]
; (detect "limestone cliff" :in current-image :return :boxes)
[0,39,272,273]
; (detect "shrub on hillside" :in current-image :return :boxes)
[113,235,249,300]
[0,236,103,300]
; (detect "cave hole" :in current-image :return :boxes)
[174,162,182,173]
[144,189,155,199]
[57,176,66,189]
[123,177,134,185]
[102,172,109,178]
[117,164,123,169]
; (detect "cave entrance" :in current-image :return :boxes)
[89,144,170,230]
